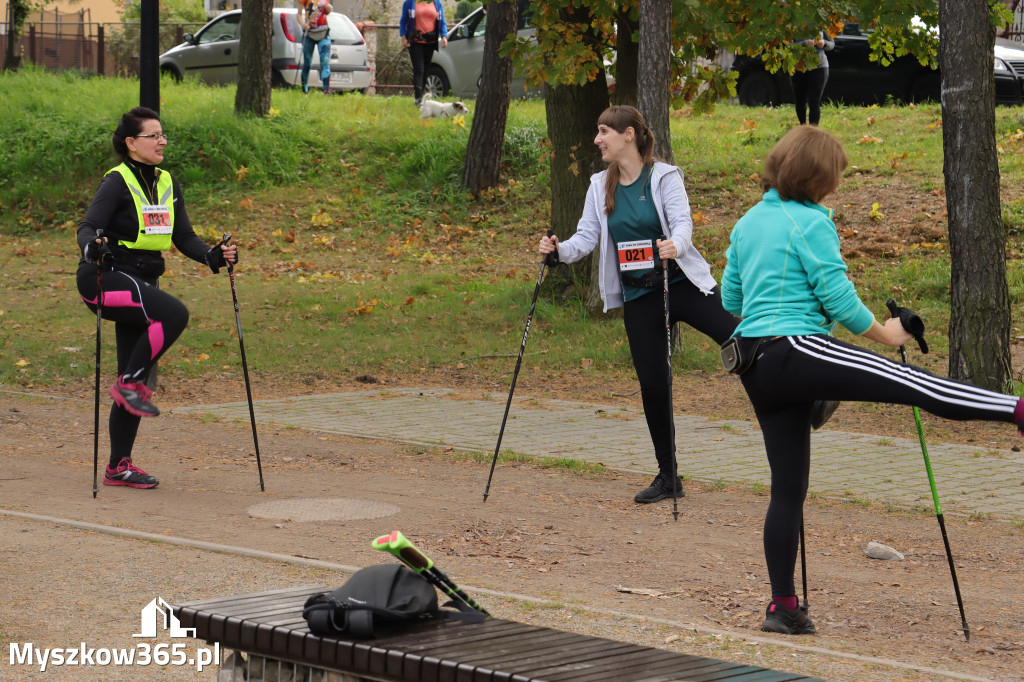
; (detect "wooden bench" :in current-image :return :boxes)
[172,586,824,681]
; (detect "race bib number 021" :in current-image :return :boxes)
[142,205,172,235]
[617,239,654,272]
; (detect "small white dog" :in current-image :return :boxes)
[419,94,469,119]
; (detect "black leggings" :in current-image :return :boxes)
[408,42,436,99]
[739,334,1018,597]
[78,264,190,465]
[622,281,739,475]
[792,67,829,125]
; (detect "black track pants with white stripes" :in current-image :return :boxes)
[738,334,1019,598]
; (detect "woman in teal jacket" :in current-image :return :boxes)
[721,125,1023,636]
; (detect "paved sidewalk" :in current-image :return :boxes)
[173,388,1024,519]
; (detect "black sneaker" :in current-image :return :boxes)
[104,458,159,489]
[810,400,840,430]
[633,474,684,504]
[110,378,159,417]
[761,602,816,635]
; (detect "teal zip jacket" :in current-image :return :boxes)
[721,189,874,338]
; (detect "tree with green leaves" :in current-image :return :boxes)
[504,0,1011,388]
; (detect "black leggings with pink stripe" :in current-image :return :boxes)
[738,334,1019,599]
[77,263,189,464]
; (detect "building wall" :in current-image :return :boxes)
[1,0,122,25]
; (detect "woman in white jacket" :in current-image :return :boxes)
[539,106,739,504]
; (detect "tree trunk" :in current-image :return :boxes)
[461,0,518,194]
[637,0,672,164]
[234,0,274,117]
[614,9,638,107]
[941,0,1010,390]
[544,77,609,308]
[3,0,30,71]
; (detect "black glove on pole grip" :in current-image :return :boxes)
[885,298,929,355]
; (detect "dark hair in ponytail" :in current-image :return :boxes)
[597,105,656,215]
[112,107,160,161]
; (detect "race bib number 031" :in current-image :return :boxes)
[617,239,654,272]
[142,205,172,235]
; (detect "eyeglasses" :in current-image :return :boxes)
[132,133,169,142]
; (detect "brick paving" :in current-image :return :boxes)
[173,388,1024,520]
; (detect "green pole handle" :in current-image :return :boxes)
[372,530,435,571]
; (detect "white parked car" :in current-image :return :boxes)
[159,8,371,92]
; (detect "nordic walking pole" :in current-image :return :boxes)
[662,248,679,521]
[482,230,556,502]
[886,298,969,642]
[373,530,490,615]
[222,233,265,492]
[92,229,106,498]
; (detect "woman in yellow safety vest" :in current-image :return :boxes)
[76,106,237,489]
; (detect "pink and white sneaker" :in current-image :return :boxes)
[110,378,159,417]
[103,457,159,488]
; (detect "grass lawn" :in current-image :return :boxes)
[2,68,1024,397]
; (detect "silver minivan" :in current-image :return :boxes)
[159,8,371,92]
[425,3,539,99]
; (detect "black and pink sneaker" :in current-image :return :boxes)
[104,458,159,488]
[110,378,159,417]
[761,602,816,635]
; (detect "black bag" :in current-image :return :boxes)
[302,565,480,638]
[720,337,764,376]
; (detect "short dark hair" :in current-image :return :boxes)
[112,107,160,161]
[762,126,848,203]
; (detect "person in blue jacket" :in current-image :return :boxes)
[399,0,448,105]
[721,125,1024,635]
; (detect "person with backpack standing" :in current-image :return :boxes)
[298,0,334,94]
[399,0,448,105]
[77,107,237,489]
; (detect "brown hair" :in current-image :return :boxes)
[598,106,656,215]
[761,126,848,203]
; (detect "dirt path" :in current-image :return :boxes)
[1,393,1023,681]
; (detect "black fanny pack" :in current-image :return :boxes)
[720,337,766,375]
[110,247,165,278]
[414,30,439,43]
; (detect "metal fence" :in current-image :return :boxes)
[1,15,413,94]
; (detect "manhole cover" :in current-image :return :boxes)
[247,498,400,522]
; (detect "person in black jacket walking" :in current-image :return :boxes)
[77,106,237,489]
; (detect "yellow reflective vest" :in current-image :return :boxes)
[106,163,175,251]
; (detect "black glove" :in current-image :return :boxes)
[205,245,229,273]
[84,240,112,265]
[885,298,928,355]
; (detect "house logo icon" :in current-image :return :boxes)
[133,597,197,638]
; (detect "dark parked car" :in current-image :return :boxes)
[734,23,1024,106]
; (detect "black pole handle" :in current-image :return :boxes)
[885,298,928,355]
[543,229,558,268]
